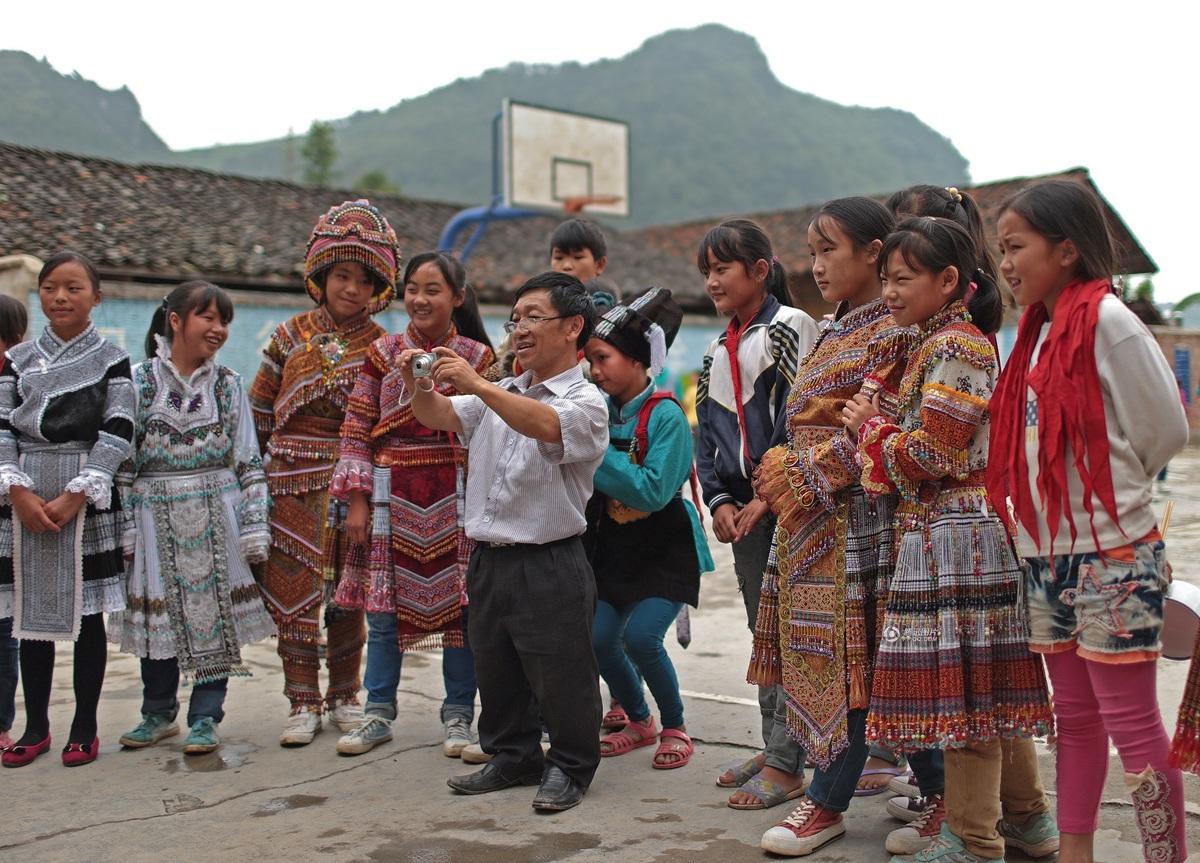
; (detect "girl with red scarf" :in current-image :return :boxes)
[989,180,1188,863]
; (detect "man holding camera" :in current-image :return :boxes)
[400,271,608,812]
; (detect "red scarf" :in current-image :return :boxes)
[987,279,1121,553]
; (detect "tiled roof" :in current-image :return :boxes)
[0,143,1155,316]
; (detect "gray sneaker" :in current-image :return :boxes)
[888,823,1003,863]
[336,715,393,755]
[998,812,1059,858]
[443,715,477,758]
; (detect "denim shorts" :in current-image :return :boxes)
[1025,536,1168,663]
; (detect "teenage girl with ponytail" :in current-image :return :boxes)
[990,180,1188,863]
[694,219,818,805]
[114,281,275,756]
[842,217,1053,863]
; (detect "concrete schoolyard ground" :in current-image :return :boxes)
[7,452,1200,862]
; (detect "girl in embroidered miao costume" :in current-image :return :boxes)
[331,252,494,757]
[869,186,1057,862]
[840,218,1053,863]
[989,181,1189,863]
[582,287,713,771]
[113,282,275,756]
[751,198,915,855]
[0,293,27,754]
[0,252,136,768]
[251,200,398,747]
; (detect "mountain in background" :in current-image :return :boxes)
[0,26,969,226]
[0,51,169,161]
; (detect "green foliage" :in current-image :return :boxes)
[355,170,400,194]
[0,51,169,160]
[301,121,336,187]
[1135,278,1155,302]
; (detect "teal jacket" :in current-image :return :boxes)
[593,384,715,573]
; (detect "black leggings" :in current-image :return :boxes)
[16,612,107,745]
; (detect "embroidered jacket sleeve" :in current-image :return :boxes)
[756,328,910,525]
[228,371,270,563]
[331,339,387,499]
[67,357,136,510]
[593,400,694,513]
[248,325,288,454]
[0,357,33,500]
[860,341,990,500]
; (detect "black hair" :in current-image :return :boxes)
[513,271,597,348]
[145,281,234,359]
[880,217,1004,335]
[886,185,997,279]
[998,180,1116,282]
[403,251,494,352]
[0,294,29,349]
[311,265,388,296]
[38,251,101,293]
[696,218,791,307]
[550,218,608,261]
[810,197,895,251]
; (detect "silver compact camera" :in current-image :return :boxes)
[412,352,438,379]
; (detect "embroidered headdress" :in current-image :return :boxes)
[304,199,399,314]
[592,286,683,377]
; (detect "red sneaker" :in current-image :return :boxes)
[760,799,846,856]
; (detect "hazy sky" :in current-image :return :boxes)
[5,1,1196,299]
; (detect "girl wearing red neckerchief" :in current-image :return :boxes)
[989,180,1188,863]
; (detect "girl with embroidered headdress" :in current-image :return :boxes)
[990,181,1188,863]
[0,252,136,768]
[748,198,915,851]
[581,287,713,771]
[330,251,493,758]
[251,200,398,748]
[113,281,275,756]
[842,217,1053,863]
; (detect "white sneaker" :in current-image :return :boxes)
[443,716,477,758]
[327,702,365,733]
[279,710,322,747]
[460,742,493,764]
[336,716,394,755]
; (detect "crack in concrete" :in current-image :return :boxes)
[0,740,441,852]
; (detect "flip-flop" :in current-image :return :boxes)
[715,755,764,788]
[727,773,810,810]
[652,729,693,770]
[854,766,911,797]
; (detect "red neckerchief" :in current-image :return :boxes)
[722,306,761,466]
[987,279,1120,553]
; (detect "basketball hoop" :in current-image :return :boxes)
[562,194,624,214]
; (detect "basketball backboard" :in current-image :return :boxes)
[502,99,630,218]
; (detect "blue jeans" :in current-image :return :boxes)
[140,658,228,726]
[808,709,872,813]
[0,617,17,731]
[593,598,685,729]
[363,611,476,722]
[869,740,945,797]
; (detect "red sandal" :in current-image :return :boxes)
[652,728,693,770]
[600,716,658,757]
[600,701,629,731]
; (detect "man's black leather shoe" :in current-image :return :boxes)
[531,764,586,811]
[447,762,541,795]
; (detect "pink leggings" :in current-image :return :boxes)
[1044,651,1186,861]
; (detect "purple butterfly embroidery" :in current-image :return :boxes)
[168,390,183,411]
[187,394,203,413]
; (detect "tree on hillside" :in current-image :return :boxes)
[301,121,336,186]
[355,170,400,194]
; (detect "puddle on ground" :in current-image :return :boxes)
[635,813,682,824]
[160,740,259,774]
[650,836,758,863]
[367,831,600,863]
[253,794,329,817]
[429,819,499,832]
[318,828,347,839]
[640,798,671,804]
[693,652,724,658]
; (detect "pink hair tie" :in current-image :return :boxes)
[967,281,979,299]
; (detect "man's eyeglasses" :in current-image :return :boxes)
[502,315,568,335]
